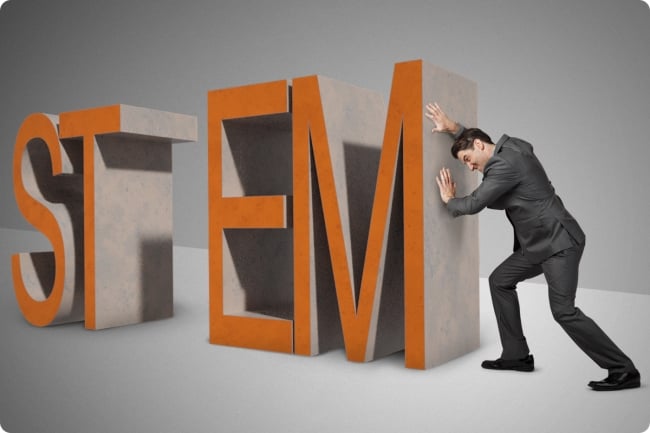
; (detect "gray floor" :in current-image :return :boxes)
[1,228,648,433]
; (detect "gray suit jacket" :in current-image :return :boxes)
[447,129,585,264]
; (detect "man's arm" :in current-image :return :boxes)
[436,162,517,214]
[446,158,519,217]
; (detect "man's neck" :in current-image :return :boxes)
[486,143,496,159]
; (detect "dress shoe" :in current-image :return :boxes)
[481,354,534,372]
[588,370,641,391]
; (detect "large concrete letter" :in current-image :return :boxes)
[59,105,197,329]
[208,81,294,353]
[12,113,84,326]
[293,60,479,368]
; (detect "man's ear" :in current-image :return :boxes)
[473,138,484,151]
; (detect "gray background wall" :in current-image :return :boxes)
[1,0,649,295]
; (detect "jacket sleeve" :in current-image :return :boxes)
[446,157,519,217]
[453,124,466,139]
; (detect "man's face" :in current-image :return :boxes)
[457,140,491,173]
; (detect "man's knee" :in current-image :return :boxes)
[489,269,510,291]
[488,270,500,290]
[550,303,579,324]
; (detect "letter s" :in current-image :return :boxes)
[12,113,84,326]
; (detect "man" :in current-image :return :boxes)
[425,102,640,391]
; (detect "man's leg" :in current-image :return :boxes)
[542,243,637,375]
[488,252,542,360]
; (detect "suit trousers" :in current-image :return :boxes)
[488,242,636,373]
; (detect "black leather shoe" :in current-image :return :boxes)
[588,370,641,391]
[481,354,534,372]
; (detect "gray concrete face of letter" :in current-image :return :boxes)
[421,63,479,368]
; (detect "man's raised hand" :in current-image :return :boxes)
[425,102,459,134]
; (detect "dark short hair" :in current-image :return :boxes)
[451,128,493,159]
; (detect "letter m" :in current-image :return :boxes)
[294,60,479,369]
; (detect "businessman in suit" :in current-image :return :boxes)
[425,103,640,391]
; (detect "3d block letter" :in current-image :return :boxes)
[208,81,294,353]
[58,105,197,329]
[294,60,480,368]
[12,113,84,326]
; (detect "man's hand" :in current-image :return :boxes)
[436,167,456,204]
[425,102,459,134]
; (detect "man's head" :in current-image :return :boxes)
[451,128,495,173]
